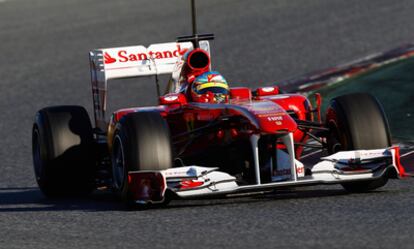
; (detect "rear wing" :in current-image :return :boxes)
[89,41,210,131]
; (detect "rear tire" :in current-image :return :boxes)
[326,93,391,192]
[111,111,173,203]
[32,106,96,197]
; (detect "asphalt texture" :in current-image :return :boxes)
[1,0,414,248]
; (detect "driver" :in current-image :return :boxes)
[190,71,229,103]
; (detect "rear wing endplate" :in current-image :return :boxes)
[89,41,210,131]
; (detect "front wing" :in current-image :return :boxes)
[127,147,405,204]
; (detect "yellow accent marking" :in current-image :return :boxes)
[196,82,229,91]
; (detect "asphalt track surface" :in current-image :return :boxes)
[1,0,414,248]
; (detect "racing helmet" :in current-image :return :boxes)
[191,71,229,103]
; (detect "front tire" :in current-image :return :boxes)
[326,93,391,192]
[111,111,173,203]
[32,106,96,197]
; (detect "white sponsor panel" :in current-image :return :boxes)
[272,149,305,181]
[91,41,210,80]
[102,43,189,72]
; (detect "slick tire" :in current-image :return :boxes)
[32,106,96,197]
[111,111,173,203]
[325,93,391,192]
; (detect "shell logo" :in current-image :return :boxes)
[164,96,178,101]
[262,87,275,92]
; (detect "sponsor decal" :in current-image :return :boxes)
[246,102,285,115]
[267,116,283,121]
[273,168,291,176]
[177,179,204,190]
[103,45,186,65]
[273,166,304,176]
[359,151,384,157]
[104,52,117,64]
[262,87,275,92]
[164,96,179,102]
[248,105,275,112]
[165,170,188,177]
[164,167,197,177]
[257,112,286,118]
[269,95,290,99]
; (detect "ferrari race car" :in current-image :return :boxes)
[32,19,408,206]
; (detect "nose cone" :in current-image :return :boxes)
[244,101,297,134]
[257,112,297,134]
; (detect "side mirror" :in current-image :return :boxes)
[159,93,188,106]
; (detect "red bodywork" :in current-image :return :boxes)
[109,90,312,160]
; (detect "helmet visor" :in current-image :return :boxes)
[195,82,229,95]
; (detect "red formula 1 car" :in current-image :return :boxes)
[32,11,407,206]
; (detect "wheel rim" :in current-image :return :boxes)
[327,121,344,153]
[112,135,126,190]
[32,127,43,181]
[329,129,342,153]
